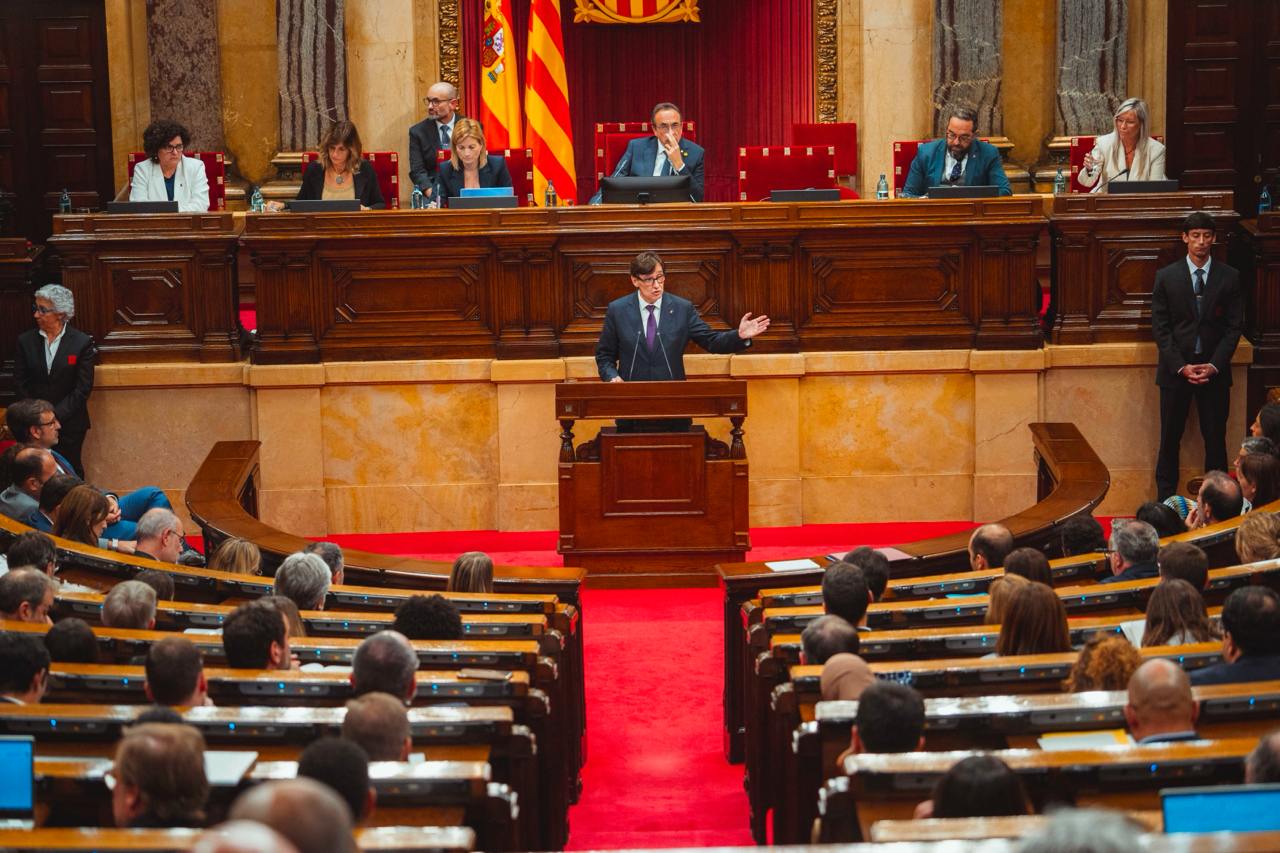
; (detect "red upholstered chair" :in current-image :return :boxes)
[1069,134,1162,193]
[126,152,227,211]
[302,151,399,207]
[434,148,533,206]
[891,140,923,197]
[737,146,837,202]
[593,121,697,190]
[792,123,858,179]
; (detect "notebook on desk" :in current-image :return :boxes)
[0,735,34,829]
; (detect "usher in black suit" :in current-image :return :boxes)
[14,325,96,476]
[1151,254,1243,499]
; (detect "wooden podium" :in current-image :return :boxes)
[555,380,750,586]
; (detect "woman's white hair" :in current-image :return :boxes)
[1114,97,1150,144]
[34,284,75,319]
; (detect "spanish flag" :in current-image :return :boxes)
[525,0,576,205]
[479,0,521,149]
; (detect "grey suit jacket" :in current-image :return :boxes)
[0,486,37,522]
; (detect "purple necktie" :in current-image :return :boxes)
[645,304,656,350]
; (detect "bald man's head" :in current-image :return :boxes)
[228,779,356,853]
[968,523,1014,570]
[192,821,300,853]
[1124,659,1198,742]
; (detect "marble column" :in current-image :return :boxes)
[278,0,349,151]
[1055,0,1128,136]
[146,0,226,151]
[932,0,1003,137]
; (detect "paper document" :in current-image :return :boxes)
[1037,730,1132,751]
[204,751,259,785]
[765,558,822,572]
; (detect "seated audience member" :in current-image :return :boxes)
[1140,579,1219,647]
[109,723,208,828]
[303,541,344,586]
[1063,632,1142,692]
[293,121,384,210]
[996,582,1071,656]
[26,472,80,533]
[1191,586,1280,685]
[843,546,890,602]
[967,523,1014,571]
[984,572,1030,626]
[901,105,1012,197]
[801,614,861,665]
[835,681,926,766]
[266,595,307,640]
[134,705,184,725]
[1252,401,1280,445]
[1124,658,1199,743]
[820,652,874,702]
[448,550,494,593]
[297,738,375,824]
[916,754,1031,820]
[0,446,56,521]
[134,569,175,603]
[145,636,211,706]
[435,119,512,207]
[1077,97,1166,192]
[592,101,706,203]
[1100,518,1160,584]
[821,561,870,627]
[274,552,331,611]
[351,630,418,701]
[392,594,463,640]
[1136,500,1187,538]
[44,617,97,663]
[102,580,158,630]
[1020,808,1146,853]
[1246,730,1280,783]
[342,692,412,761]
[1002,547,1052,585]
[208,537,262,575]
[222,600,292,670]
[1157,540,1209,590]
[228,778,358,853]
[129,120,210,212]
[3,530,58,577]
[0,567,56,624]
[133,508,186,563]
[52,484,110,547]
[1238,452,1280,508]
[0,631,50,703]
[192,820,301,853]
[1059,514,1107,557]
[1236,511,1280,563]
[1237,435,1280,467]
[1187,470,1245,529]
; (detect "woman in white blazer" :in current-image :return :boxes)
[129,120,210,212]
[1077,97,1166,193]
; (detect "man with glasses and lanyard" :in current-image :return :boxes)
[408,81,465,199]
[899,105,1012,198]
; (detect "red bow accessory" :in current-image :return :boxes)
[66,355,76,365]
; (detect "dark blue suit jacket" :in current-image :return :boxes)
[437,156,513,207]
[1151,258,1243,388]
[901,138,1011,197]
[1189,653,1280,686]
[595,292,746,382]
[1099,560,1159,585]
[594,135,705,203]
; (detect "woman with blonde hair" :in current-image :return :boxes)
[448,551,494,594]
[53,485,111,547]
[1077,97,1166,192]
[293,120,384,209]
[207,537,262,576]
[1236,511,1280,564]
[435,118,512,207]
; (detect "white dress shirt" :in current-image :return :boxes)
[40,326,66,372]
[638,293,662,332]
[943,150,967,183]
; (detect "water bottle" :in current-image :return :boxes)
[1053,167,1068,196]
[1261,183,1273,215]
[58,189,71,213]
[544,181,557,208]
[249,186,264,213]
[411,186,424,210]
[875,174,889,200]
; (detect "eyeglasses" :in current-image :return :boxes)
[945,131,973,144]
[161,144,185,154]
[425,97,454,106]
[32,304,55,315]
[654,123,681,133]
[636,274,666,284]
[36,419,57,428]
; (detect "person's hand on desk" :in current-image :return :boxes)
[738,312,770,339]
[609,376,624,383]
[263,201,285,213]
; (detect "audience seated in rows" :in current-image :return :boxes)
[915,754,1031,820]
[985,572,1029,626]
[1247,730,1280,783]
[1140,579,1219,647]
[1064,632,1142,692]
[1238,452,1280,507]
[298,737,374,824]
[133,508,186,564]
[1124,658,1199,744]
[53,484,110,547]
[1187,470,1245,528]
[1136,500,1187,538]
[342,691,411,761]
[801,614,860,664]
[109,722,208,828]
[835,681,926,767]
[28,472,80,534]
[0,567,56,624]
[448,550,493,593]
[103,580,158,630]
[352,630,418,701]
[821,561,870,628]
[1020,808,1144,853]
[0,631,49,704]
[3,529,58,577]
[1100,518,1160,584]
[1236,511,1280,563]
[967,523,1013,571]
[223,599,292,670]
[0,446,56,522]
[228,778,357,853]
[1003,547,1051,585]
[819,652,874,701]
[146,636,212,706]
[842,546,890,602]
[192,820,300,853]
[1158,541,1210,590]
[275,552,332,611]
[208,537,263,575]
[392,594,463,640]
[1191,585,1280,685]
[1253,402,1280,448]
[136,567,176,601]
[1237,435,1280,471]
[1116,542,1210,645]
[1059,514,1107,557]
[996,582,1070,657]
[267,594,307,640]
[44,616,98,663]
[303,541,345,586]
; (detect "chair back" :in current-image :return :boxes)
[125,152,227,211]
[1068,135,1097,193]
[434,149,533,206]
[891,140,923,197]
[593,121,698,190]
[737,146,836,203]
[791,122,858,179]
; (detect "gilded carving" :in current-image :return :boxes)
[572,0,699,24]
[438,0,461,92]
[815,0,838,123]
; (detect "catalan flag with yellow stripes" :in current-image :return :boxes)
[479,0,521,149]
[525,0,576,205]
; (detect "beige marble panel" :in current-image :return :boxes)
[1129,0,1168,136]
[799,373,975,478]
[413,0,441,104]
[806,349,970,375]
[746,378,800,479]
[803,474,973,523]
[105,0,151,191]
[751,477,804,528]
[325,360,490,385]
[326,484,496,534]
[260,488,328,538]
[973,473,1039,522]
[347,0,416,201]
[858,0,933,196]
[497,383,561,484]
[497,483,559,532]
[320,383,497,487]
[218,0,280,184]
[974,372,1039,475]
[255,388,324,491]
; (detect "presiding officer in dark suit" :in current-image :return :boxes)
[595,251,769,385]
[294,121,385,210]
[15,284,95,477]
[1151,211,1243,500]
[408,81,462,197]
[900,105,1011,197]
[434,119,512,207]
[592,102,706,203]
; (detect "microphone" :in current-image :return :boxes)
[1094,167,1131,193]
[655,328,675,379]
[626,329,642,381]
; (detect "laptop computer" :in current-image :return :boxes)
[770,189,842,202]
[107,201,179,214]
[1161,783,1280,833]
[926,185,1001,199]
[286,199,362,213]
[0,735,35,829]
[1108,179,1180,194]
[460,187,515,198]
[448,196,519,209]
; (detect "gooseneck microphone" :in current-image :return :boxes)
[1094,167,1130,193]
[655,328,675,379]
[626,328,642,380]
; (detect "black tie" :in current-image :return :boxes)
[1194,267,1205,354]
[948,157,963,184]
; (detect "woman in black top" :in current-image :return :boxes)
[435,118,512,206]
[295,120,385,209]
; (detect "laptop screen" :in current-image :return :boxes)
[1162,784,1280,833]
[0,736,34,819]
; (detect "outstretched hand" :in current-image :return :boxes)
[738,312,771,340]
